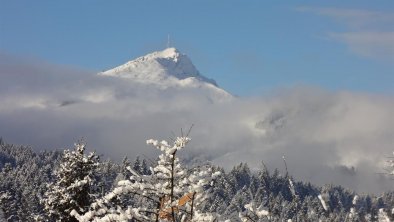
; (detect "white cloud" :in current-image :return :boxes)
[0,54,393,193]
[296,7,394,61]
[296,7,394,29]
[328,32,394,60]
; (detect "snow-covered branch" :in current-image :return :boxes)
[76,136,218,222]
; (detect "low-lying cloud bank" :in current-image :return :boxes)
[1,53,393,194]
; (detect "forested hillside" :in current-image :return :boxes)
[0,138,393,221]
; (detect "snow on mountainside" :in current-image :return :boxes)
[99,48,232,101]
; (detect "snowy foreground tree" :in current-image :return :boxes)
[1,140,393,221]
[72,136,220,222]
[42,142,100,222]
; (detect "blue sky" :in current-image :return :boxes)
[1,0,393,96]
[1,1,394,193]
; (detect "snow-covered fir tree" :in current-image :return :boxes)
[1,139,394,221]
[42,142,100,222]
[73,136,219,222]
[239,202,270,222]
[0,142,61,221]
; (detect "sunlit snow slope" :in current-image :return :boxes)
[99,47,232,101]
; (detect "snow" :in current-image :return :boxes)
[76,136,218,221]
[352,195,359,205]
[100,47,215,84]
[99,47,232,102]
[240,202,270,221]
[318,194,328,211]
[378,208,390,222]
[288,178,296,197]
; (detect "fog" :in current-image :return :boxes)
[1,53,393,194]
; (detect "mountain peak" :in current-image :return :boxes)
[154,47,180,59]
[134,47,181,62]
[98,48,232,102]
[99,47,217,86]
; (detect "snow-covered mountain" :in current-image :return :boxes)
[99,48,232,101]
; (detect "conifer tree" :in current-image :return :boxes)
[74,136,218,222]
[42,142,99,222]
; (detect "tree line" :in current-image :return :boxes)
[0,137,393,221]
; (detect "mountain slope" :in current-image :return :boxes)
[99,48,232,101]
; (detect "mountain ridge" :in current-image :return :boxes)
[98,47,232,101]
[99,47,218,86]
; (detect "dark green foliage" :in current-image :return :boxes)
[0,142,61,221]
[42,143,102,222]
[0,140,393,221]
[203,162,394,221]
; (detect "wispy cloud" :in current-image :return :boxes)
[1,54,393,193]
[296,6,394,29]
[329,31,394,60]
[296,6,394,61]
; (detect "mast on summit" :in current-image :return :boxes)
[167,34,171,48]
